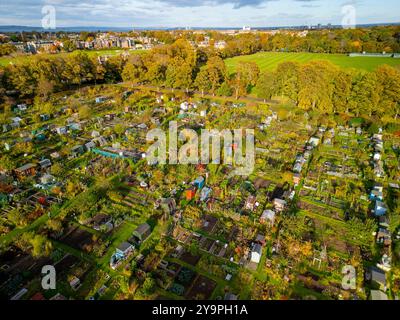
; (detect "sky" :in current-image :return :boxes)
[0,0,399,28]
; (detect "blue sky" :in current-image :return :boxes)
[0,0,399,28]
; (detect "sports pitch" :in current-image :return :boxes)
[225,51,400,73]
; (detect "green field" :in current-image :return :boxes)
[0,49,146,67]
[225,52,400,73]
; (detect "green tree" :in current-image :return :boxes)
[166,57,193,92]
[114,123,126,137]
[0,154,13,171]
[121,55,146,84]
[78,105,91,119]
[233,61,260,99]
[194,68,211,96]
[274,61,300,102]
[217,81,233,97]
[256,71,276,100]
[141,276,156,295]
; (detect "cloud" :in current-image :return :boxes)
[0,0,399,28]
[154,0,272,9]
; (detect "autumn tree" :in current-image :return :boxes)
[122,55,146,84]
[233,61,260,99]
[375,65,400,119]
[332,69,354,114]
[349,72,381,117]
[256,71,276,100]
[166,57,194,92]
[274,61,300,103]
[297,61,337,113]
[194,56,227,95]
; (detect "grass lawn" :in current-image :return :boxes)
[225,51,400,73]
[0,206,60,247]
[98,221,137,267]
[0,49,146,67]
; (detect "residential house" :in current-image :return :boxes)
[255,234,266,246]
[95,97,107,104]
[93,136,107,147]
[293,162,303,173]
[92,214,113,232]
[293,173,301,185]
[378,254,392,272]
[16,104,28,112]
[304,151,312,159]
[273,198,287,212]
[374,201,387,216]
[55,126,67,135]
[186,187,196,201]
[180,102,189,111]
[40,174,55,185]
[84,141,96,151]
[244,195,257,211]
[11,117,23,127]
[374,162,384,178]
[14,163,36,179]
[104,113,116,121]
[110,242,134,269]
[200,187,212,202]
[118,242,134,258]
[376,228,391,246]
[91,130,100,138]
[68,122,81,131]
[370,185,383,201]
[71,145,85,157]
[137,123,148,130]
[260,210,275,226]
[50,152,60,159]
[39,159,52,170]
[309,137,320,147]
[69,277,81,291]
[194,176,205,190]
[372,134,383,143]
[251,244,262,264]
[131,223,152,245]
[214,40,227,50]
[370,267,386,290]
